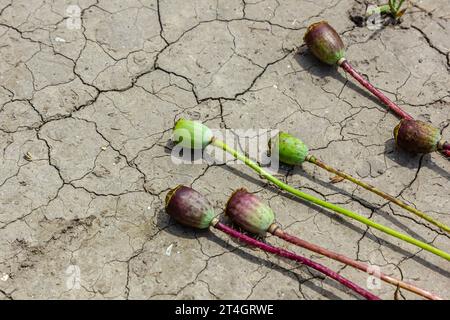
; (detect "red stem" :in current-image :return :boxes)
[214,222,380,300]
[273,228,442,300]
[340,60,414,121]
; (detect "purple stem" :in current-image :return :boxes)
[340,60,414,121]
[214,222,381,300]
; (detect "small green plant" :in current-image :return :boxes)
[366,0,408,19]
[270,132,450,233]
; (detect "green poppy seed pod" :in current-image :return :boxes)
[165,185,216,229]
[225,188,275,235]
[173,119,213,149]
[394,120,442,154]
[269,132,309,166]
[304,21,346,65]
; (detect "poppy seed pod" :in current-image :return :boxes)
[269,132,309,166]
[226,189,275,235]
[304,21,346,65]
[173,119,213,149]
[394,120,442,154]
[165,185,216,229]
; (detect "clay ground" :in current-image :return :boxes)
[0,0,449,300]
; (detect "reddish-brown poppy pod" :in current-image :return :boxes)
[173,120,450,260]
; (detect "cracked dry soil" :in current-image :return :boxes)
[0,0,449,300]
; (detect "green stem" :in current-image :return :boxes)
[211,138,450,261]
[306,155,450,234]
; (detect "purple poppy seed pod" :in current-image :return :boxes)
[165,185,216,229]
[304,21,346,65]
[394,119,442,154]
[225,188,275,235]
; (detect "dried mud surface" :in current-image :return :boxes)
[0,0,449,300]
